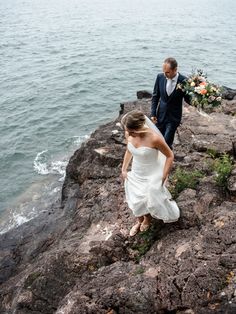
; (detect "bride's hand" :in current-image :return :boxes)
[162,174,168,186]
[121,170,128,180]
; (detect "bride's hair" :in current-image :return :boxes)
[121,110,146,131]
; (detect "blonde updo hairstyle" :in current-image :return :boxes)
[121,110,146,132]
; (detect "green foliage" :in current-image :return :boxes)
[212,154,233,188]
[169,167,204,198]
[205,153,233,189]
[131,226,157,262]
[206,148,219,159]
[134,266,145,275]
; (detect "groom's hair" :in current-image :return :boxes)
[164,57,178,69]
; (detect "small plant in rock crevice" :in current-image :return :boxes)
[206,148,219,159]
[131,225,158,262]
[169,167,204,199]
[134,266,145,275]
[205,152,233,190]
[211,153,233,189]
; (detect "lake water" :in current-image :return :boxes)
[0,0,235,233]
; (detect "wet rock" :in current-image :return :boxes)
[222,86,236,100]
[136,90,152,99]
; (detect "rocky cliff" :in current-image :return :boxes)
[0,88,236,314]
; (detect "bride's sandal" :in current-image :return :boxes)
[129,223,141,237]
[140,221,151,232]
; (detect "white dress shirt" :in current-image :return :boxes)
[166,73,179,96]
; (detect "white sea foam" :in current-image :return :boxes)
[13,213,31,226]
[49,186,61,195]
[34,150,50,175]
[51,160,67,175]
[33,151,67,180]
[73,134,90,146]
[0,208,35,234]
[34,135,90,178]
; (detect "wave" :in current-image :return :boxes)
[33,150,67,181]
[0,134,90,233]
[34,150,50,175]
[72,134,90,146]
[0,207,36,235]
[33,134,89,179]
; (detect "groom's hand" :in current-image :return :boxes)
[151,116,157,124]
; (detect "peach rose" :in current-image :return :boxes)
[200,89,207,95]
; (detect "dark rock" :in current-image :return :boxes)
[136,90,152,99]
[221,99,236,115]
[222,86,236,100]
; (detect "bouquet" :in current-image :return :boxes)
[177,69,222,111]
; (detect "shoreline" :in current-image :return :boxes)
[1,85,235,230]
[0,134,91,234]
[0,174,62,234]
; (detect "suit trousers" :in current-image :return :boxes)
[157,120,178,150]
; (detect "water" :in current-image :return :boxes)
[0,0,235,233]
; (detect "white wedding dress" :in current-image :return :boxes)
[124,117,180,223]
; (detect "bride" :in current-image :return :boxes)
[121,110,180,236]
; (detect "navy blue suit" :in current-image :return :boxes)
[151,73,190,149]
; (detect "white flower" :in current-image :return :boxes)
[198,76,206,82]
[194,87,202,94]
[208,96,216,102]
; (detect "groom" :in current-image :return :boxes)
[151,57,190,149]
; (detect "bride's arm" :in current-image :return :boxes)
[154,136,174,184]
[121,148,132,180]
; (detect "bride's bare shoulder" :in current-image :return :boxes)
[150,131,165,145]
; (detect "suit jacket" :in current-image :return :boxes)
[151,73,190,126]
